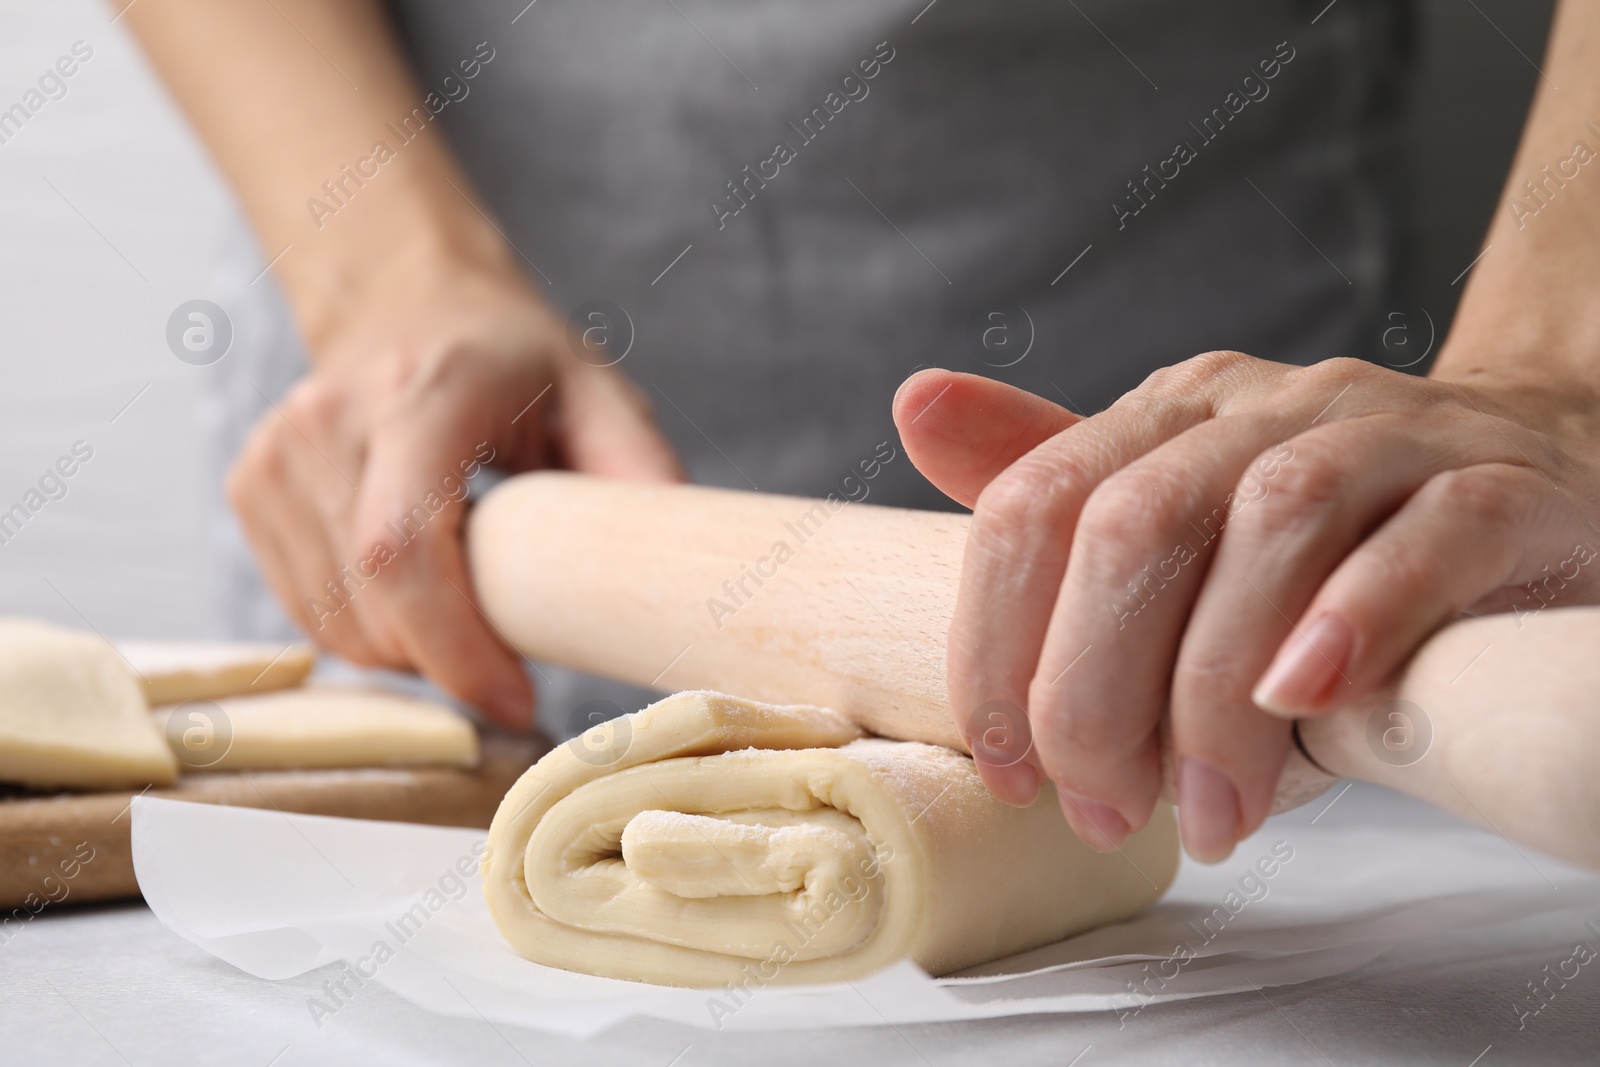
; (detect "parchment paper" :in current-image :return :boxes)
[130,794,1600,1037]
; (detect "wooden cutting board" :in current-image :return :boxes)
[0,732,545,913]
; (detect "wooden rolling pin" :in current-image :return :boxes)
[469,472,1600,871]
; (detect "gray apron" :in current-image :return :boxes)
[205,0,1415,733]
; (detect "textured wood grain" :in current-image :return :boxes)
[1300,608,1600,871]
[471,472,968,749]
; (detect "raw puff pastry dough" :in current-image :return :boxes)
[483,691,1178,987]
[117,641,315,705]
[153,687,478,773]
[0,619,176,790]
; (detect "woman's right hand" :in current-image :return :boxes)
[123,0,683,725]
[228,258,684,727]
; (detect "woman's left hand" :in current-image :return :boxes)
[893,352,1600,862]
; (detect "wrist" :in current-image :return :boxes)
[1430,243,1600,420]
[277,186,530,357]
[1430,340,1600,457]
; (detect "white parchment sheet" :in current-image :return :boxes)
[131,793,1600,1037]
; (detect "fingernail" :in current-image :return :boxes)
[1252,613,1355,717]
[979,759,1043,807]
[1058,790,1131,852]
[1177,757,1240,864]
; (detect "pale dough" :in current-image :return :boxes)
[483,690,1178,987]
[116,640,315,705]
[153,687,478,773]
[0,619,177,790]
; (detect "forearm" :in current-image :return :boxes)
[125,0,516,353]
[1433,0,1600,404]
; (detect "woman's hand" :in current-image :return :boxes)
[229,261,682,727]
[893,353,1600,861]
[123,0,683,727]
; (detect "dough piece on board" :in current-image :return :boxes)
[116,641,315,705]
[484,690,1178,987]
[0,619,178,791]
[153,688,479,773]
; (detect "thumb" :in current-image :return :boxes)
[892,369,1080,509]
[556,366,685,483]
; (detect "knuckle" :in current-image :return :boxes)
[1297,356,1374,390]
[1172,651,1250,709]
[1299,356,1376,382]
[1359,535,1444,598]
[1136,349,1251,397]
[971,455,1082,546]
[1421,465,1526,527]
[1249,439,1347,523]
[1230,441,1294,506]
[1185,349,1253,379]
[412,341,487,395]
[280,378,342,435]
[1076,468,1190,565]
[1028,692,1124,765]
[368,345,420,393]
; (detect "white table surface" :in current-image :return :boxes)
[4,783,1596,1066]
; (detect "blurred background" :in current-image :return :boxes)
[0,0,1559,641]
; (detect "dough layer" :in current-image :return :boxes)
[117,641,315,705]
[153,687,478,773]
[483,691,1178,987]
[0,619,177,790]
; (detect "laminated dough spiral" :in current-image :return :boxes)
[482,690,1178,987]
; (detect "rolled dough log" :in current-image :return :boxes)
[117,641,315,705]
[483,691,1178,987]
[0,619,177,791]
[152,688,478,773]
